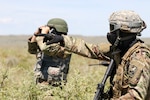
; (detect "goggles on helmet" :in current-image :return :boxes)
[110,21,143,33]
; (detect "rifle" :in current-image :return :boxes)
[93,59,115,100]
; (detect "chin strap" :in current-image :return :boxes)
[111,30,120,50]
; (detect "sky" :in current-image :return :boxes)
[0,0,150,37]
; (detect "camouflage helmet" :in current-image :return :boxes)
[109,10,146,34]
[47,18,68,33]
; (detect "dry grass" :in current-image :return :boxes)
[0,35,149,100]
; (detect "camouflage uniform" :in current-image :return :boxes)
[62,35,150,100]
[28,36,72,85]
[29,11,150,99]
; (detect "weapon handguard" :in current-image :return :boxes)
[93,59,114,100]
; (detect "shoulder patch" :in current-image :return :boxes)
[128,59,145,86]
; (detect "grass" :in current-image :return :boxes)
[0,35,149,100]
[0,43,107,100]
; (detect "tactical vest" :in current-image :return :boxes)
[112,41,150,99]
[35,51,72,85]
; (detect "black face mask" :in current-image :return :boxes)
[107,32,117,45]
[107,31,137,54]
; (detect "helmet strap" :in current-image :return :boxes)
[111,30,121,53]
[113,30,120,47]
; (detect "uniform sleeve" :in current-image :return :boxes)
[36,36,67,57]
[36,36,47,51]
[119,48,150,100]
[28,37,39,54]
[63,35,111,60]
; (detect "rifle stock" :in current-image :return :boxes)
[94,59,114,100]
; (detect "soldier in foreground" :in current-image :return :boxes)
[42,10,150,99]
[28,18,72,86]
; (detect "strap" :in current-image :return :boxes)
[122,42,150,62]
[112,41,150,98]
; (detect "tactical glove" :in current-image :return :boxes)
[43,34,64,45]
[43,34,54,43]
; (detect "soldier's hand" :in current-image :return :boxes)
[43,34,54,43]
[34,26,50,35]
[45,35,64,45]
[40,26,50,34]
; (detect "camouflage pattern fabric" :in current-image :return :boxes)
[38,53,71,85]
[109,10,145,33]
[28,39,39,54]
[28,36,71,58]
[63,35,150,100]
[112,42,150,100]
[63,35,111,61]
[28,36,72,85]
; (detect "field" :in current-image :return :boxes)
[0,35,149,100]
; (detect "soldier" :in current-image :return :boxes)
[43,10,150,99]
[28,18,72,86]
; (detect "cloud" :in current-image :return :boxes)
[0,18,13,24]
